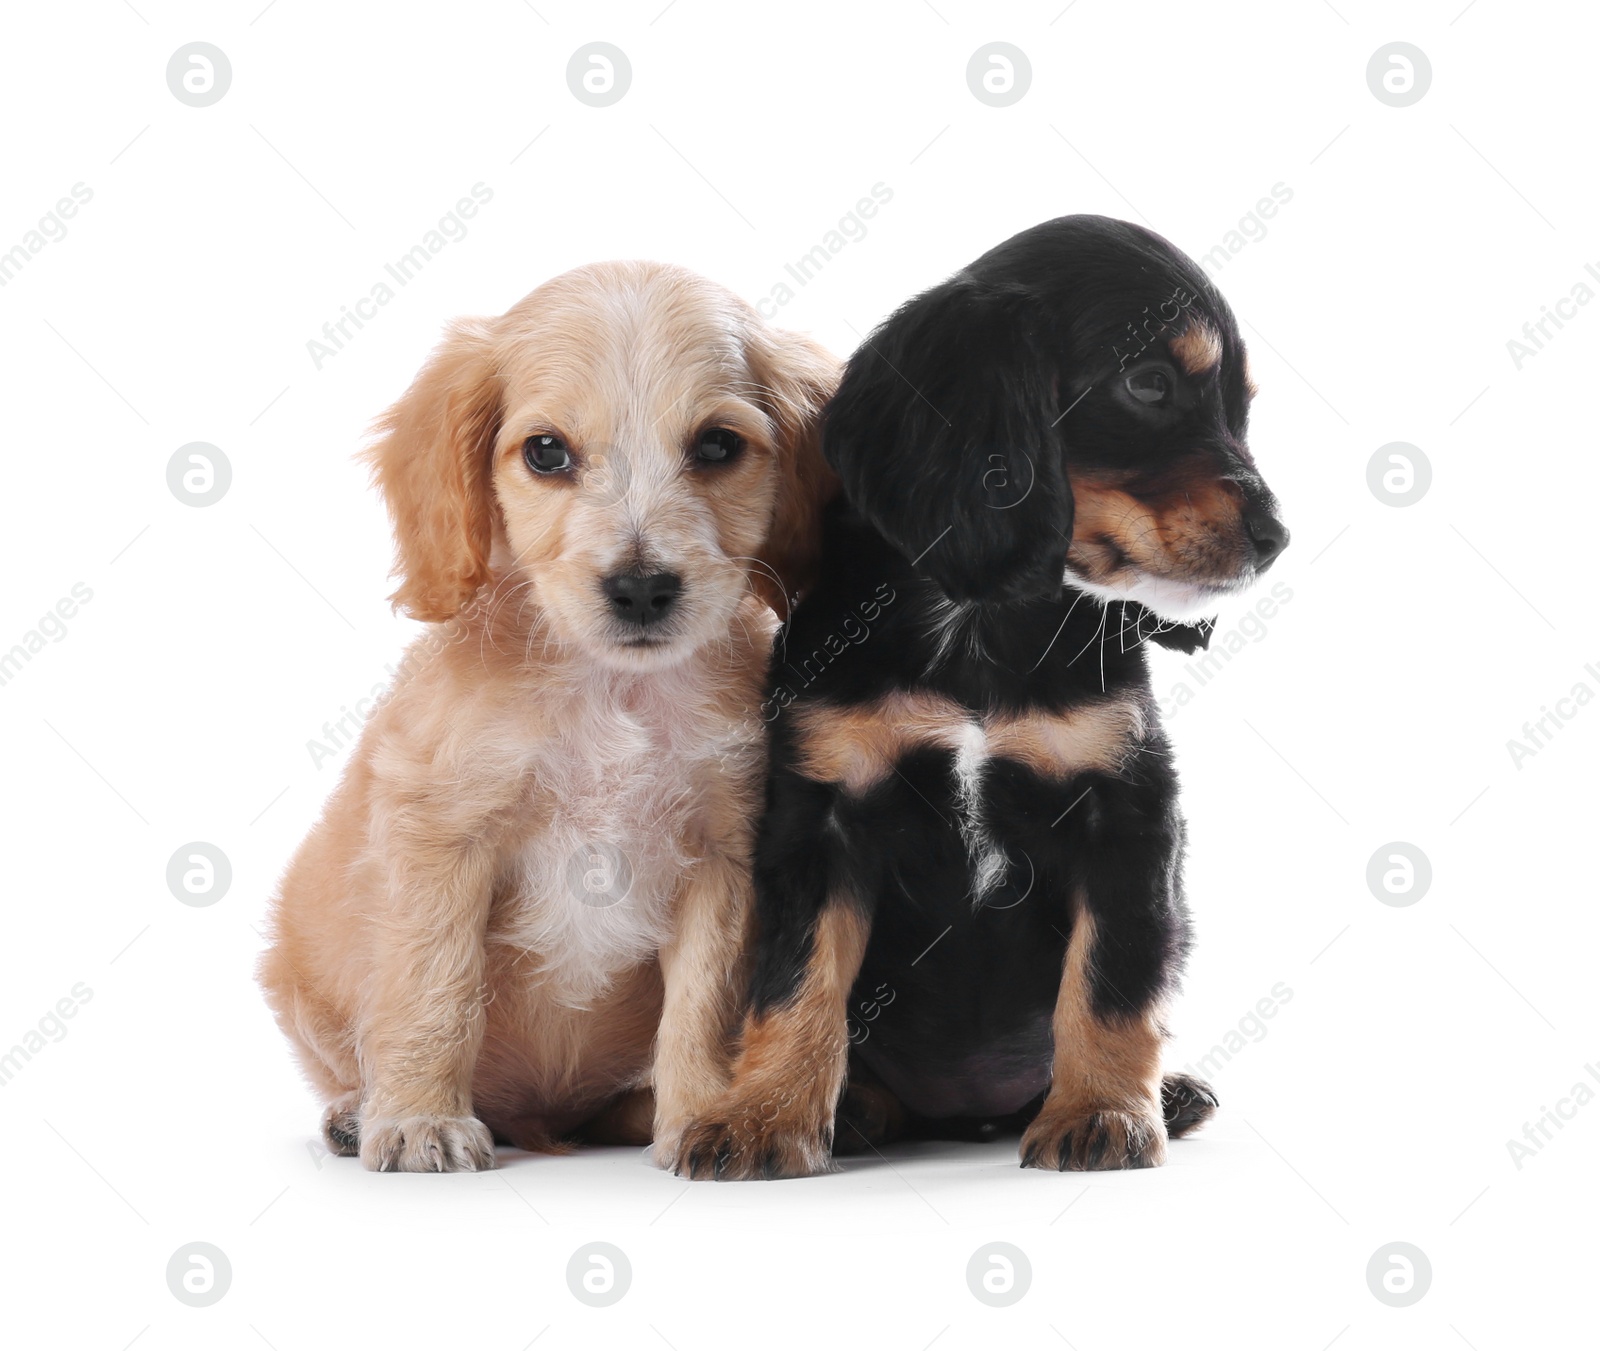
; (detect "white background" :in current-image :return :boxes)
[1,1,1594,1347]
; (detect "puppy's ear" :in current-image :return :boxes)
[364,319,503,623]
[746,326,841,617]
[824,277,1071,602]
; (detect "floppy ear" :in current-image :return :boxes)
[824,277,1071,603]
[745,326,842,618]
[364,319,503,623]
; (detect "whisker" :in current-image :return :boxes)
[1064,599,1108,668]
[728,554,792,626]
[1029,587,1088,672]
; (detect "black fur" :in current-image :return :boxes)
[744,215,1288,1155]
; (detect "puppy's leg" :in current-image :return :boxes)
[1021,778,1186,1171]
[651,849,750,1165]
[258,917,363,1149]
[674,896,869,1181]
[1020,908,1167,1170]
[358,838,497,1173]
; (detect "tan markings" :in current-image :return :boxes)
[793,694,1145,794]
[1019,907,1167,1169]
[1068,468,1249,586]
[1068,477,1160,583]
[735,901,868,1084]
[1243,351,1259,398]
[793,692,968,793]
[1050,909,1164,1112]
[1168,320,1222,375]
[673,901,869,1179]
[986,702,1145,779]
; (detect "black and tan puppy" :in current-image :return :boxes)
[672,215,1288,1178]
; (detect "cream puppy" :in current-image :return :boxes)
[260,262,837,1171]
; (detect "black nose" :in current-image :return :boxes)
[602,572,682,627]
[1242,503,1289,568]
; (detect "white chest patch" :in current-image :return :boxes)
[949,720,1010,903]
[486,665,758,1009]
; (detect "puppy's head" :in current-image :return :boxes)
[367,261,838,668]
[824,215,1287,631]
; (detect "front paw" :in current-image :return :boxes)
[650,1121,687,1171]
[359,1114,496,1172]
[1020,1105,1166,1171]
[650,1085,725,1169]
[672,1106,833,1181]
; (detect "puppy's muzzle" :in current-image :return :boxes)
[602,571,683,628]
[1241,500,1289,569]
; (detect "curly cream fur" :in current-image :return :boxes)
[258,262,837,1170]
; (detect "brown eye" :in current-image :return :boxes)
[694,428,743,465]
[523,434,571,474]
[1125,367,1173,406]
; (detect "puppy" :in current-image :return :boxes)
[673,216,1288,1178]
[260,262,837,1171]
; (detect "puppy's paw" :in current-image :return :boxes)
[1161,1072,1219,1139]
[672,1109,834,1181]
[650,1086,723,1167]
[1020,1105,1166,1171]
[359,1114,496,1173]
[650,1123,687,1171]
[831,1082,905,1156]
[321,1094,361,1157]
